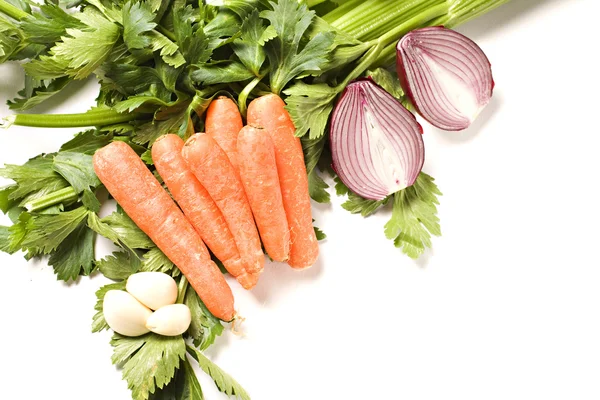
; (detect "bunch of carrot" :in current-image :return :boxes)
[93,94,319,321]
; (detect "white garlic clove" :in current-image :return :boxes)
[146,304,192,336]
[103,290,152,337]
[126,272,178,310]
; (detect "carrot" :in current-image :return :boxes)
[152,134,258,290]
[205,96,243,171]
[247,94,319,269]
[237,125,290,262]
[93,141,235,321]
[183,133,264,277]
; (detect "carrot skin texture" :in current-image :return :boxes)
[205,97,243,171]
[183,133,265,276]
[151,135,258,289]
[237,126,290,262]
[93,141,235,321]
[247,94,319,269]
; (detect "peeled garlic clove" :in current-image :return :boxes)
[126,272,178,310]
[146,304,192,336]
[103,290,152,337]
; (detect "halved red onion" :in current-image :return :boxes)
[330,79,424,201]
[396,27,494,131]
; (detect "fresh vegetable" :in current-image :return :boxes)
[205,96,244,170]
[237,124,290,262]
[396,26,494,131]
[330,78,425,201]
[151,134,245,288]
[183,133,264,282]
[93,141,235,322]
[103,290,153,337]
[146,304,192,337]
[126,272,178,311]
[248,94,319,269]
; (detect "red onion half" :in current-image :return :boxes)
[396,27,494,131]
[330,79,424,201]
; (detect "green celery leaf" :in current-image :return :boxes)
[147,30,186,68]
[21,206,90,254]
[20,3,85,45]
[134,107,190,146]
[190,61,254,86]
[122,1,157,50]
[314,225,326,241]
[283,82,338,139]
[82,188,101,212]
[59,130,112,155]
[261,0,335,94]
[8,76,71,111]
[149,355,204,400]
[48,223,95,281]
[97,249,141,281]
[187,346,250,400]
[112,333,187,400]
[141,247,178,277]
[368,67,405,100]
[185,287,223,351]
[384,172,442,259]
[0,154,69,205]
[341,192,391,218]
[52,152,101,194]
[172,6,212,65]
[99,63,165,97]
[0,186,17,214]
[4,212,31,254]
[231,10,276,76]
[308,170,330,204]
[333,175,349,196]
[0,226,16,254]
[24,8,120,80]
[92,281,127,333]
[88,211,154,250]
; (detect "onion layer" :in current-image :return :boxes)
[396,27,494,131]
[330,79,425,201]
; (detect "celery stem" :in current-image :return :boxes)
[0,0,29,20]
[177,276,188,304]
[156,25,177,42]
[26,187,78,213]
[3,109,142,128]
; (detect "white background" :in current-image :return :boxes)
[1,1,599,399]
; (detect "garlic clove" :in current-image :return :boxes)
[103,290,152,337]
[126,272,178,310]
[146,304,192,336]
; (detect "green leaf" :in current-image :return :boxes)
[172,6,212,66]
[314,225,326,241]
[0,226,15,254]
[52,152,100,194]
[112,333,187,400]
[8,76,71,111]
[231,10,276,76]
[0,185,18,214]
[48,223,95,281]
[82,188,101,212]
[368,67,405,100]
[308,170,330,203]
[20,3,85,45]
[185,288,223,351]
[149,355,204,400]
[87,211,154,251]
[384,173,442,259]
[141,247,178,277]
[190,61,254,86]
[24,8,120,79]
[21,207,89,254]
[59,130,112,154]
[261,0,335,94]
[97,249,141,281]
[122,1,157,50]
[147,30,186,68]
[342,192,391,218]
[188,347,250,400]
[0,155,69,205]
[284,82,338,139]
[333,175,349,196]
[134,107,189,146]
[92,281,127,333]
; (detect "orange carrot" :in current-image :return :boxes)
[247,94,319,269]
[183,133,264,277]
[152,134,258,289]
[205,96,243,170]
[93,141,235,321]
[237,125,290,262]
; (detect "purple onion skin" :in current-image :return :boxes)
[397,26,494,131]
[330,78,425,201]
